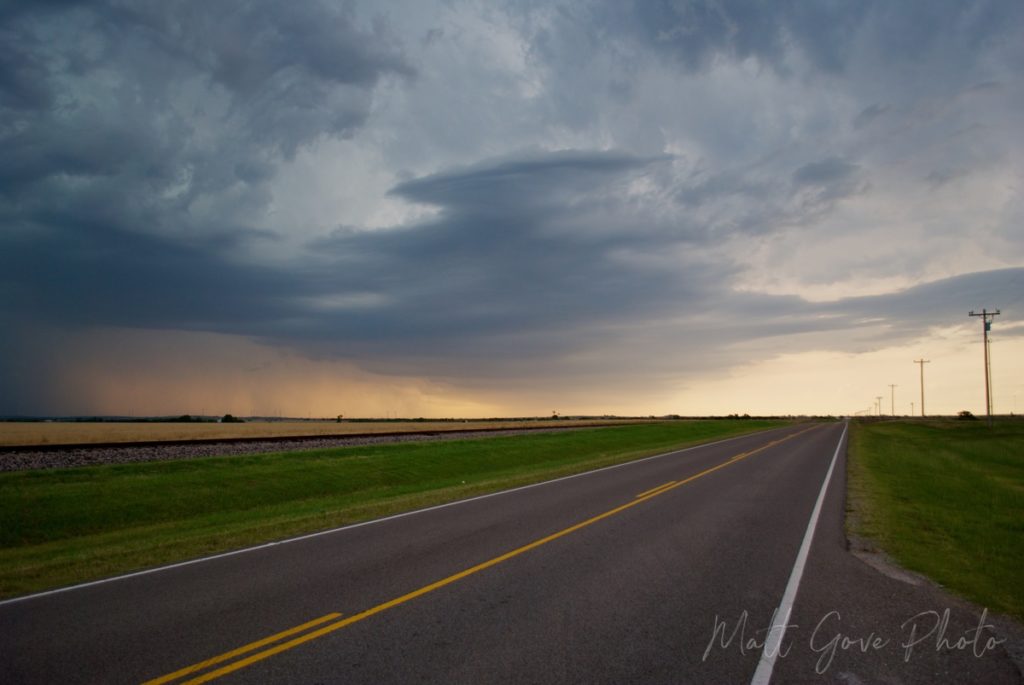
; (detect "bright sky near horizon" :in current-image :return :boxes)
[2,1,1022,418]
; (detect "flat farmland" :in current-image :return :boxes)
[0,418,649,448]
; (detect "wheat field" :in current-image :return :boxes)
[0,418,648,447]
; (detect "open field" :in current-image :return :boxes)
[0,419,785,599]
[0,418,650,447]
[848,419,1024,620]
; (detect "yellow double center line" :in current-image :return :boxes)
[636,480,676,498]
[728,433,794,462]
[145,425,819,684]
[144,613,344,684]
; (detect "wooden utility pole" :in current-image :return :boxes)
[875,396,883,416]
[969,309,1000,424]
[914,359,930,417]
[889,384,898,416]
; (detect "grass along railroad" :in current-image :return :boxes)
[0,419,784,599]
[848,419,1024,621]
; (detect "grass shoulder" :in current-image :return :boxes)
[847,418,1024,620]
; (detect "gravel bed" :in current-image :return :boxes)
[0,427,589,472]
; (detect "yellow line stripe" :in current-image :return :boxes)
[141,613,341,685]
[179,618,357,685]
[728,430,809,461]
[148,424,820,684]
[636,480,676,498]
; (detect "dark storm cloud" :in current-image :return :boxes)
[0,0,412,229]
[0,26,51,111]
[1,147,691,352]
[827,269,1024,340]
[2,123,1016,378]
[13,143,1000,368]
[2,0,1022,413]
[0,215,298,332]
[390,151,670,212]
[302,151,702,350]
[295,151,1024,379]
[1,138,1021,403]
[1,148,735,394]
[0,0,414,400]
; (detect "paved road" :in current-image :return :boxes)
[1,422,1019,683]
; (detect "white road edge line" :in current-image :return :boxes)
[749,421,848,685]
[0,424,804,608]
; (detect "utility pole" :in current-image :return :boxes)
[969,309,1000,424]
[875,396,883,417]
[914,359,930,417]
[911,401,914,417]
[889,384,898,416]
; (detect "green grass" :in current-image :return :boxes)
[848,419,1024,620]
[0,419,784,599]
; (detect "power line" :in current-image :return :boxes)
[914,359,930,417]
[968,309,1000,425]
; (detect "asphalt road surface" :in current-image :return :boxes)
[1,422,1019,683]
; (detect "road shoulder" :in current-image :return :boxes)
[772,426,1022,683]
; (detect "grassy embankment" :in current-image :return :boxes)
[848,419,1024,620]
[0,419,784,599]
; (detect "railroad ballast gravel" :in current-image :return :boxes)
[0,427,589,472]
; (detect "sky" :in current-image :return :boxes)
[1,0,1023,418]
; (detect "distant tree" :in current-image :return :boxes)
[221,414,244,423]
[957,410,977,421]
